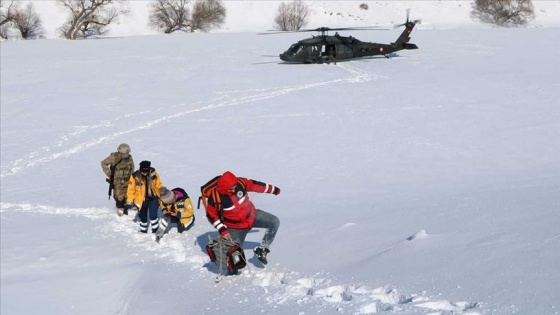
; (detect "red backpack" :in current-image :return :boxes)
[205,236,247,272]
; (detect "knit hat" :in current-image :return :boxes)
[160,187,175,204]
[139,160,151,172]
[117,143,131,155]
[217,171,237,194]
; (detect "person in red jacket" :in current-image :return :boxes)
[205,171,281,265]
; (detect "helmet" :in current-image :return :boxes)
[117,143,131,155]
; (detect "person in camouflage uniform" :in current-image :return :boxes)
[101,143,134,215]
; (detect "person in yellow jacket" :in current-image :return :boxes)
[125,160,165,233]
[155,187,195,243]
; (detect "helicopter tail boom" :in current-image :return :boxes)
[392,9,419,51]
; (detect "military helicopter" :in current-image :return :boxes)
[262,10,420,64]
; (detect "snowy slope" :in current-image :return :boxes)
[2,2,560,315]
[19,0,560,39]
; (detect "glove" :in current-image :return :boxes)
[220,232,232,241]
[273,187,281,195]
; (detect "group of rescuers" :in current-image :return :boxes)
[101,143,281,265]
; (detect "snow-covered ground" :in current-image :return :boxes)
[2,2,560,315]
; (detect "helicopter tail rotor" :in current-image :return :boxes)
[393,9,421,28]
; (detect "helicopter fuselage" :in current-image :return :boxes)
[280,34,416,64]
[278,20,418,64]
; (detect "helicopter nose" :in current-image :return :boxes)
[280,53,288,61]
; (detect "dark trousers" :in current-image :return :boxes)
[115,198,125,208]
[158,214,195,236]
[138,197,159,233]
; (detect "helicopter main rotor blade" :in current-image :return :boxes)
[326,26,388,31]
[258,30,303,35]
[258,26,388,35]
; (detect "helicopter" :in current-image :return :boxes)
[262,10,420,64]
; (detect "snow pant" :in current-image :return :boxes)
[138,196,159,233]
[157,214,195,236]
[228,209,280,249]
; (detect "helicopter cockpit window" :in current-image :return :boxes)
[288,44,302,54]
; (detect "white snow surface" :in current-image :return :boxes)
[2,2,560,315]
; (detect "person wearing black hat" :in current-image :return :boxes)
[125,160,166,233]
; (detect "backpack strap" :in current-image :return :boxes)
[198,177,247,215]
[212,178,245,213]
[198,175,221,210]
[211,188,222,212]
[237,178,246,190]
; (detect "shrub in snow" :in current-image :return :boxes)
[274,0,309,31]
[190,0,226,32]
[57,0,129,40]
[148,0,191,34]
[12,3,44,39]
[471,0,535,27]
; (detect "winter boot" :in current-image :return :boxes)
[253,247,270,265]
[155,229,164,243]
